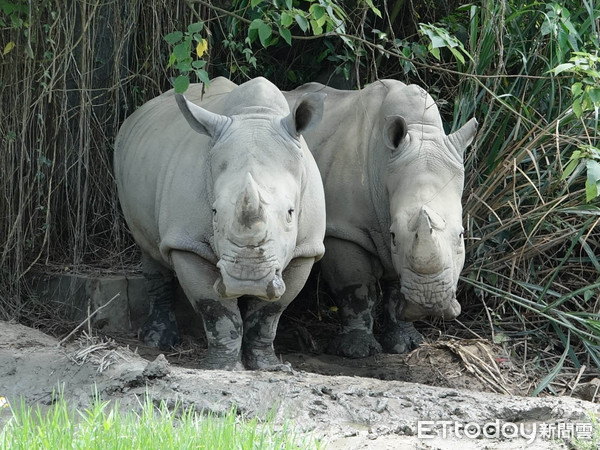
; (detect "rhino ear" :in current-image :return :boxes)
[383,115,408,150]
[284,92,326,137]
[175,93,231,138]
[448,118,478,153]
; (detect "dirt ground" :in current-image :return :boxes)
[1,320,600,449]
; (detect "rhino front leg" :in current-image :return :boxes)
[171,250,244,370]
[242,257,315,370]
[321,238,383,358]
[379,281,424,354]
[140,252,181,349]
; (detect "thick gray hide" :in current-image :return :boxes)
[284,80,477,357]
[115,77,326,370]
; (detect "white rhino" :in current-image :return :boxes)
[284,80,477,357]
[115,77,326,370]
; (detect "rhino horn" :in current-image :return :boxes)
[175,93,231,138]
[409,206,445,274]
[447,117,478,159]
[235,173,266,232]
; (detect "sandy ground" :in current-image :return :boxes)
[1,320,599,449]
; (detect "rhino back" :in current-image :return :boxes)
[284,82,397,257]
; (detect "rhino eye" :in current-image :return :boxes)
[285,208,295,223]
[390,232,397,247]
[212,208,217,218]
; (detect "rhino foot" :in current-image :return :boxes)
[200,353,245,371]
[327,330,382,358]
[242,346,281,370]
[141,310,181,350]
[380,321,423,354]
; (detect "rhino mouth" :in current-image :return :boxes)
[398,268,461,321]
[214,253,285,301]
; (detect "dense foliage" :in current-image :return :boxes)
[1,0,599,388]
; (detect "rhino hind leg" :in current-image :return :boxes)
[380,282,423,354]
[326,283,383,358]
[321,239,383,358]
[140,253,181,349]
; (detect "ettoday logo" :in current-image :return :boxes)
[417,420,594,443]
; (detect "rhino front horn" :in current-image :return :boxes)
[235,173,266,230]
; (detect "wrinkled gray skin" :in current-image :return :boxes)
[115,77,326,370]
[284,80,477,358]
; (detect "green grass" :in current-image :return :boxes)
[571,413,600,450]
[0,394,320,450]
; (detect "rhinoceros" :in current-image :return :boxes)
[114,77,326,370]
[284,80,477,357]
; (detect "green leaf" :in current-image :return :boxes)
[573,97,583,118]
[173,75,190,93]
[585,180,598,202]
[249,18,264,30]
[279,26,292,46]
[588,88,600,106]
[586,160,600,201]
[257,21,272,47]
[164,31,183,45]
[449,47,465,64]
[309,4,326,23]
[280,11,293,27]
[167,53,176,68]
[191,60,206,69]
[551,62,574,75]
[310,19,323,36]
[251,0,263,7]
[571,82,583,97]
[364,0,382,18]
[584,289,595,302]
[175,60,192,72]
[532,331,570,396]
[173,42,190,60]
[187,22,204,34]
[3,41,15,56]
[195,69,211,86]
[294,13,309,32]
[561,157,581,180]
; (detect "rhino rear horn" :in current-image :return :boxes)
[175,93,231,138]
[447,117,478,156]
[283,92,326,137]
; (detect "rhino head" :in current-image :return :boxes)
[175,86,325,301]
[382,85,477,321]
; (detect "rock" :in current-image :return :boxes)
[142,354,170,379]
[572,378,600,402]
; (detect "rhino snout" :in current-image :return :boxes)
[214,257,285,301]
[398,268,461,321]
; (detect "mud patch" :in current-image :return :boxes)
[1,320,599,449]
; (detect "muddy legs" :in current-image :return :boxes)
[321,239,423,357]
[140,253,181,349]
[321,239,383,358]
[380,282,423,354]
